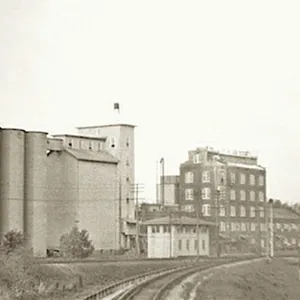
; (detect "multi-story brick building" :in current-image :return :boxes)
[272,206,300,250]
[180,146,267,254]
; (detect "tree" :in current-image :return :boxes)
[1,230,25,253]
[60,226,94,258]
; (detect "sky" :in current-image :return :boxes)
[1,0,300,204]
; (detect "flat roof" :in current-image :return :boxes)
[143,216,216,226]
[76,124,136,129]
[53,134,107,141]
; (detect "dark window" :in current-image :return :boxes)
[178,240,182,250]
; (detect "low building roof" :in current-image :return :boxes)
[227,162,265,170]
[273,207,300,220]
[66,148,118,164]
[142,216,216,226]
[53,134,107,141]
[76,124,136,129]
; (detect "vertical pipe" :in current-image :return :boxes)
[160,158,165,206]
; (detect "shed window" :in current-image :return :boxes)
[178,240,182,250]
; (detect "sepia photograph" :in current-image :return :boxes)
[1,1,300,299]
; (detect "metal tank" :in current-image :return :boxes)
[24,131,48,257]
[0,128,25,241]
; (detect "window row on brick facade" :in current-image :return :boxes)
[150,225,208,234]
[185,171,264,186]
[201,204,264,218]
[220,221,267,232]
[185,188,265,202]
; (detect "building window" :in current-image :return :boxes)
[186,240,190,251]
[241,222,246,232]
[240,205,246,217]
[259,191,264,202]
[230,206,236,217]
[259,207,264,218]
[218,169,226,185]
[219,205,225,216]
[230,189,236,200]
[250,206,255,217]
[261,239,265,248]
[183,204,194,213]
[97,142,102,151]
[202,204,211,216]
[193,154,200,164]
[230,172,236,184]
[220,221,226,232]
[259,175,264,186]
[239,190,245,201]
[156,225,161,233]
[250,222,256,231]
[240,173,246,184]
[219,187,226,200]
[185,172,194,183]
[185,189,194,201]
[202,171,210,183]
[151,226,155,233]
[249,174,255,185]
[250,191,255,202]
[202,187,211,200]
[202,240,206,251]
[194,240,197,250]
[235,223,240,231]
[178,240,182,250]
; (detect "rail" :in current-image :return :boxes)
[76,255,258,300]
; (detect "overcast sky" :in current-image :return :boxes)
[1,1,300,204]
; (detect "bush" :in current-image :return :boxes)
[60,226,94,258]
[1,230,25,254]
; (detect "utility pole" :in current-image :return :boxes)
[269,198,274,258]
[131,183,145,256]
[265,198,269,259]
[213,162,221,258]
[193,189,201,261]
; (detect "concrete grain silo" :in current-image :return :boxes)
[24,131,48,257]
[0,128,25,240]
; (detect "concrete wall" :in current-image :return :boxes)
[24,132,48,256]
[77,160,119,250]
[0,129,25,239]
[46,151,78,249]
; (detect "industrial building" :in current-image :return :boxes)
[0,128,48,256]
[179,146,267,254]
[0,111,136,256]
[143,216,214,258]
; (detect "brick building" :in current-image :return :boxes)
[179,146,267,254]
[272,207,300,250]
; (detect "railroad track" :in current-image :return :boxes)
[113,256,260,300]
[77,255,260,300]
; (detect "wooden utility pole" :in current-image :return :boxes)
[196,191,200,261]
[131,183,145,256]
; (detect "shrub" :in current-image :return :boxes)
[60,226,94,258]
[1,230,25,254]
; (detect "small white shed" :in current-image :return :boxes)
[143,216,215,258]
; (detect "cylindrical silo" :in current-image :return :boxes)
[24,131,48,257]
[0,128,25,241]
